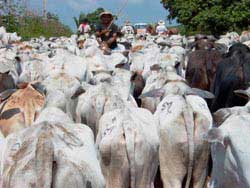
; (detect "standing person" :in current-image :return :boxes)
[95,11,119,51]
[156,20,167,35]
[121,21,134,35]
[78,18,91,35]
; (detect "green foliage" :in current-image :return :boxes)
[0,2,73,40]
[161,0,250,35]
[17,15,73,40]
[1,14,19,33]
[74,7,105,31]
[73,12,86,28]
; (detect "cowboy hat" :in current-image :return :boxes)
[99,11,113,18]
[158,20,165,25]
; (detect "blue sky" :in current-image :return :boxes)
[29,0,176,31]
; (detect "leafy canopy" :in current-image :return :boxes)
[74,8,105,30]
[0,1,73,40]
[161,0,250,35]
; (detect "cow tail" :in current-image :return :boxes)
[123,118,136,188]
[183,97,195,188]
[36,130,54,188]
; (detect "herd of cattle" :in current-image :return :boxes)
[1,26,250,188]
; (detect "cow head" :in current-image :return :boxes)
[130,72,145,99]
[77,39,86,49]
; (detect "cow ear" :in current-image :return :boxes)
[174,62,181,69]
[0,89,17,102]
[115,63,130,70]
[15,56,21,62]
[100,77,112,84]
[234,89,250,99]
[31,82,46,96]
[92,70,113,76]
[0,108,21,120]
[71,86,86,99]
[203,128,225,146]
[139,88,165,99]
[150,64,161,71]
[130,72,138,82]
[191,88,215,99]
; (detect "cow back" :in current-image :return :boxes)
[186,49,222,91]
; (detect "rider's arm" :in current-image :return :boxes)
[107,33,117,46]
[107,24,118,45]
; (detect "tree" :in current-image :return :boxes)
[0,1,73,40]
[73,12,86,28]
[74,7,105,31]
[86,7,105,28]
[161,0,250,35]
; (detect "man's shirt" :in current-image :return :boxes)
[96,24,118,49]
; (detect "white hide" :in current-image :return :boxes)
[0,117,105,188]
[75,82,137,138]
[154,94,212,188]
[96,107,159,188]
[209,115,250,188]
[43,49,88,81]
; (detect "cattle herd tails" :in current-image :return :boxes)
[1,26,250,188]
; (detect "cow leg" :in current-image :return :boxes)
[192,143,210,188]
[192,159,209,188]
[100,130,129,188]
[192,116,211,188]
[134,132,158,188]
[193,169,207,188]
[159,144,187,188]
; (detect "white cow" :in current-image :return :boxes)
[75,82,137,138]
[96,107,159,188]
[0,108,105,188]
[141,69,185,113]
[140,77,214,188]
[43,48,88,81]
[206,114,250,188]
[42,73,82,121]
